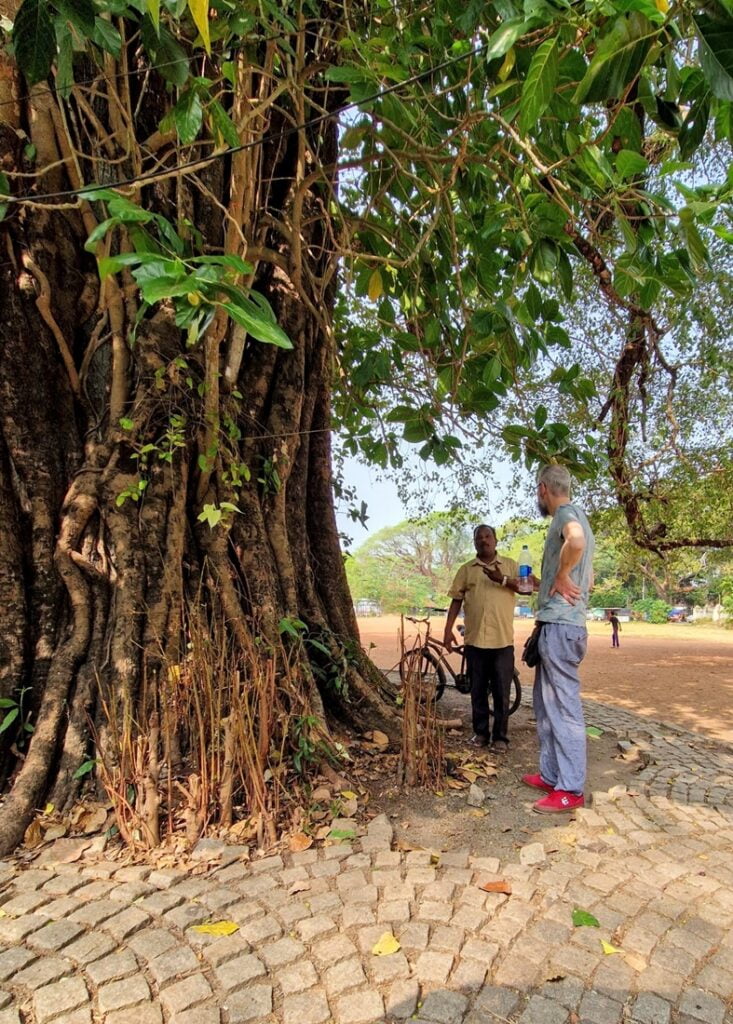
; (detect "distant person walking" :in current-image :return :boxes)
[608,611,621,648]
[443,526,519,751]
[522,465,595,814]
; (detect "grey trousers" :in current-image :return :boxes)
[533,622,588,795]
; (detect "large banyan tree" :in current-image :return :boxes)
[1,0,732,852]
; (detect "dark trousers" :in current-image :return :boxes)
[465,645,515,743]
[611,628,619,647]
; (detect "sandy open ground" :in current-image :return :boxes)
[358,613,733,743]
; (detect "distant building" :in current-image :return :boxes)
[354,599,382,617]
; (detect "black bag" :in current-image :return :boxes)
[522,622,544,668]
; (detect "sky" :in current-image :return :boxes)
[335,452,530,548]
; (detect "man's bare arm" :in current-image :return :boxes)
[443,598,463,650]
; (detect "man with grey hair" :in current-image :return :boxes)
[522,464,595,813]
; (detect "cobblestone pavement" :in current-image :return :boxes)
[2,699,733,1024]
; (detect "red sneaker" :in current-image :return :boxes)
[533,790,584,814]
[522,773,554,792]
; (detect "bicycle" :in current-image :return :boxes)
[397,614,522,713]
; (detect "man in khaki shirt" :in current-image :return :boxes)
[443,525,519,749]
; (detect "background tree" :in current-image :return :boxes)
[1,0,733,853]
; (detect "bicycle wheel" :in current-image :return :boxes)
[508,668,522,715]
[398,648,447,702]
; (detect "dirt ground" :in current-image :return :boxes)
[350,614,733,856]
[359,614,733,743]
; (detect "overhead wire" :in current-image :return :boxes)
[3,40,488,206]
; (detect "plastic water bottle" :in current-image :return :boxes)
[518,545,532,594]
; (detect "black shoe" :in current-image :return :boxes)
[492,739,509,753]
[469,734,489,747]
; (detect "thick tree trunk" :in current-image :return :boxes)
[0,23,395,855]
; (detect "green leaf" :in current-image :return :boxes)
[220,300,293,349]
[93,16,122,57]
[574,13,657,104]
[557,249,573,300]
[679,208,710,274]
[530,239,558,285]
[695,12,733,101]
[209,100,240,148]
[616,149,648,179]
[586,725,604,738]
[0,698,17,709]
[174,90,203,146]
[485,18,535,63]
[12,0,56,85]
[679,95,711,160]
[0,708,19,734]
[54,18,74,95]
[119,417,134,431]
[572,908,601,928]
[610,0,665,24]
[328,828,356,840]
[55,0,96,36]
[519,37,559,133]
[146,0,160,33]
[197,504,222,529]
[73,759,97,779]
[715,99,733,141]
[141,20,190,86]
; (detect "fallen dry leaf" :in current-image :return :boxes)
[479,879,513,895]
[446,778,468,790]
[363,730,389,749]
[288,880,311,896]
[288,832,313,853]
[43,822,68,841]
[78,807,108,834]
[24,819,43,850]
[624,952,647,972]
[372,932,401,956]
[311,786,331,802]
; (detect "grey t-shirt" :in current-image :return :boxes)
[536,502,595,627]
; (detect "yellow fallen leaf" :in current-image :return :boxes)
[372,932,401,956]
[601,940,621,955]
[434,791,445,797]
[340,790,358,801]
[44,803,54,816]
[190,920,239,937]
[470,809,487,817]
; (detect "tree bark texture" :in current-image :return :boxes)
[0,20,394,855]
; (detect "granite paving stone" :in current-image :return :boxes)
[1,697,733,1024]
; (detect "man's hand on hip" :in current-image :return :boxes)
[549,571,581,604]
[442,632,455,652]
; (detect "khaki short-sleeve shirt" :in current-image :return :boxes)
[448,556,518,649]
